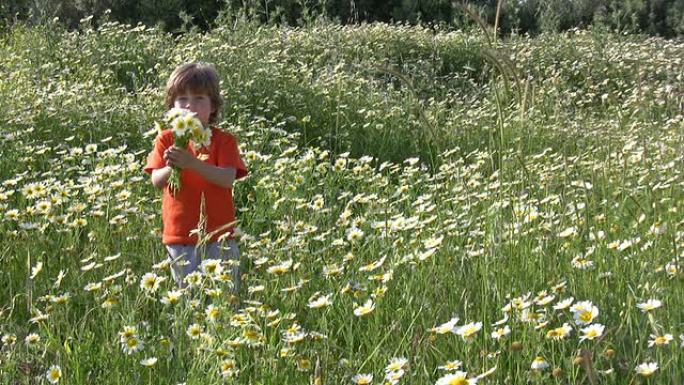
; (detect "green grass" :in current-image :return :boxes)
[0,19,683,385]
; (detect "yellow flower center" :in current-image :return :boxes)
[448,378,467,385]
[579,311,593,322]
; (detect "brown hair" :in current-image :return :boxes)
[164,62,224,123]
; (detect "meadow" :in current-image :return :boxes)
[0,16,683,384]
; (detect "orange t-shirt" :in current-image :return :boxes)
[144,127,248,245]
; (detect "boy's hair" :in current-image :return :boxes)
[165,62,224,123]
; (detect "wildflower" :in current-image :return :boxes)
[308,293,333,309]
[353,300,375,317]
[664,261,678,277]
[553,297,573,310]
[220,359,239,377]
[635,362,658,377]
[351,373,373,384]
[454,322,482,341]
[491,325,510,340]
[323,263,344,278]
[30,262,43,279]
[267,259,293,275]
[571,256,593,269]
[160,290,183,305]
[637,299,662,312]
[546,323,572,340]
[535,294,555,306]
[346,227,364,242]
[359,256,386,272]
[531,356,549,370]
[4,209,20,220]
[140,272,165,293]
[435,371,477,385]
[570,301,599,325]
[648,334,673,347]
[205,304,221,322]
[431,317,460,335]
[502,295,531,312]
[186,323,203,339]
[2,333,17,345]
[579,324,605,341]
[46,365,62,384]
[140,357,157,367]
[122,336,144,354]
[201,259,224,277]
[296,356,312,371]
[385,369,405,383]
[385,357,408,373]
[182,271,203,288]
[277,330,306,346]
[118,326,138,342]
[25,333,41,347]
[558,227,577,238]
[51,293,71,305]
[438,360,463,371]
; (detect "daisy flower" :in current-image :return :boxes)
[635,362,658,377]
[220,358,239,377]
[186,323,203,339]
[139,272,165,293]
[454,322,482,341]
[25,333,41,347]
[648,334,673,347]
[46,365,62,384]
[118,326,138,342]
[205,304,221,322]
[201,259,224,277]
[353,300,375,317]
[308,293,333,309]
[579,324,605,341]
[553,297,573,310]
[570,301,599,325]
[438,360,463,371]
[351,373,373,384]
[160,290,183,305]
[546,323,572,340]
[140,357,158,367]
[435,370,477,385]
[431,317,459,334]
[491,325,510,340]
[530,356,549,370]
[385,357,408,373]
[636,299,662,312]
[121,336,144,355]
[385,369,405,384]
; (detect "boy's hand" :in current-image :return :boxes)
[164,147,198,170]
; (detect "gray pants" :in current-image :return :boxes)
[166,240,241,291]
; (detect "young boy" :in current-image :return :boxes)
[144,62,248,291]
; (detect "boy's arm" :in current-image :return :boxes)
[151,167,172,189]
[166,147,237,189]
[190,162,236,189]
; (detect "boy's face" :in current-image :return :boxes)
[173,90,214,126]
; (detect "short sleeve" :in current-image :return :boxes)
[144,132,171,174]
[217,134,248,180]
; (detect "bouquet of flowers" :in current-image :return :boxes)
[158,108,212,196]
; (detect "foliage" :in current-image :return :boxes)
[3,0,684,37]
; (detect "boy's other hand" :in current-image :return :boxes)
[165,147,198,170]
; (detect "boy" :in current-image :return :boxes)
[144,62,248,291]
